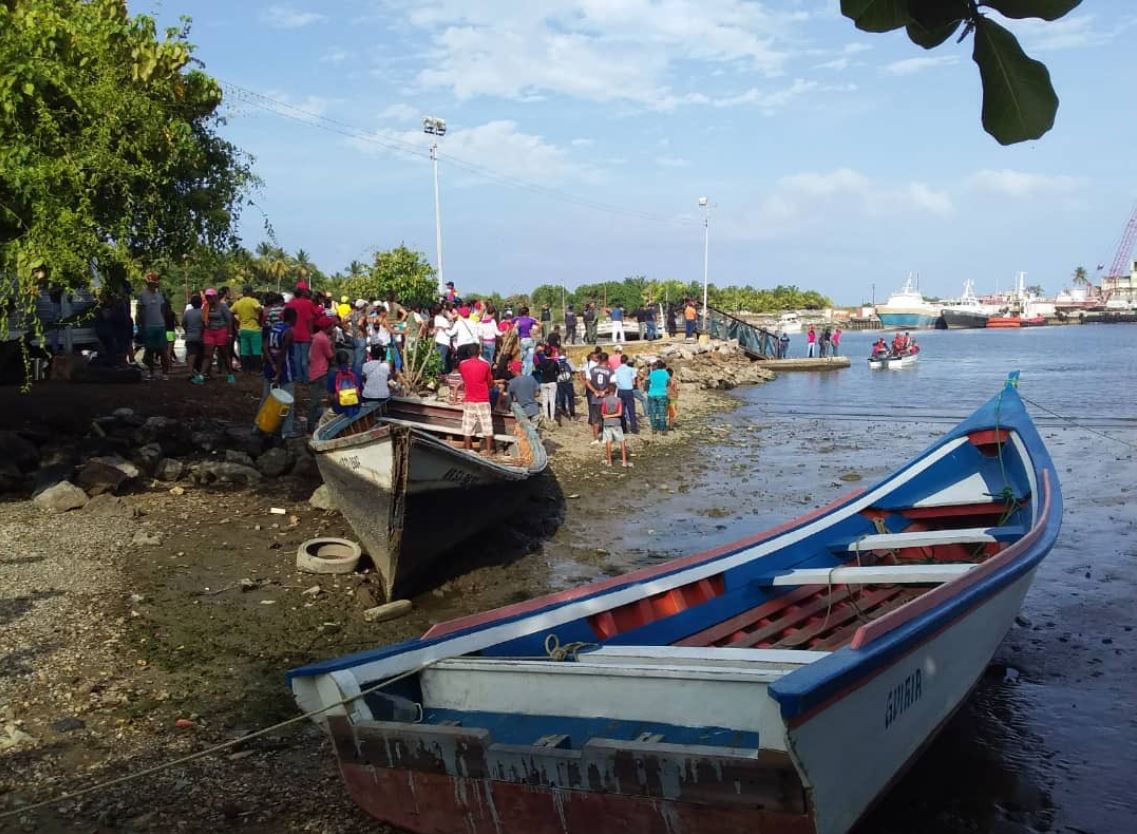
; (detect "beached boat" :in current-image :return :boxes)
[310,398,547,599]
[290,374,1060,834]
[875,275,942,329]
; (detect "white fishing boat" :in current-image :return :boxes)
[876,275,942,329]
[778,311,803,333]
[310,398,547,598]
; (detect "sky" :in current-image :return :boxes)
[140,1,1137,304]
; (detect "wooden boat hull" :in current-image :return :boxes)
[291,378,1061,834]
[311,400,546,597]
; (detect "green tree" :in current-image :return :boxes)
[1,0,254,333]
[840,0,1081,145]
[1072,266,1088,286]
[343,245,436,308]
[530,284,568,311]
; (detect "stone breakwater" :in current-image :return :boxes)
[640,338,776,390]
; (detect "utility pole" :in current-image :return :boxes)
[423,117,447,286]
[698,197,711,332]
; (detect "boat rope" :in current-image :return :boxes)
[0,660,438,821]
[1020,394,1137,452]
[543,634,598,661]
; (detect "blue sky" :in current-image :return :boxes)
[143,1,1137,304]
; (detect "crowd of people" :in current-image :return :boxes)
[803,324,843,359]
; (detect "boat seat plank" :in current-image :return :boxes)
[768,587,907,650]
[828,526,1025,553]
[674,586,820,648]
[720,588,854,650]
[755,563,977,587]
[583,646,829,667]
[384,417,517,444]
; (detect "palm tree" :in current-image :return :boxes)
[266,257,289,292]
[347,260,365,279]
[254,241,274,259]
[1072,266,1088,286]
[294,248,313,283]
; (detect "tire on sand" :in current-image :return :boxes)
[296,537,362,575]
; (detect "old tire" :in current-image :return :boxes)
[296,537,362,575]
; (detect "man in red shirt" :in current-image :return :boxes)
[458,345,495,456]
[284,282,318,383]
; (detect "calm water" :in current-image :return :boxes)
[552,323,1136,834]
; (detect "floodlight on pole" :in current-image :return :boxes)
[423,117,447,285]
[698,197,710,332]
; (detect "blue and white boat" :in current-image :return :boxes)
[876,275,942,329]
[289,375,1061,834]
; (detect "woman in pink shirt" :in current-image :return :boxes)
[806,324,817,358]
[307,317,335,432]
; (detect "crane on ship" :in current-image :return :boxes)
[1102,201,1137,300]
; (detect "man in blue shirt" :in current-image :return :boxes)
[609,303,625,343]
[613,354,639,434]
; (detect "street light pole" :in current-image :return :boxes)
[423,116,447,286]
[698,197,710,333]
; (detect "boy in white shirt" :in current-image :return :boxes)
[361,345,395,404]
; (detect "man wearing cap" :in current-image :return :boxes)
[137,272,170,381]
[337,295,352,321]
[230,285,263,373]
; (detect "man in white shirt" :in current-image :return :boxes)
[361,345,394,403]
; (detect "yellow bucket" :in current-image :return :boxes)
[255,386,294,434]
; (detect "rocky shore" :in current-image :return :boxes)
[0,340,773,833]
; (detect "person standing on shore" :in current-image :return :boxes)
[431,304,453,373]
[201,287,235,384]
[514,306,538,374]
[285,283,317,386]
[643,303,658,341]
[832,327,842,356]
[540,303,552,330]
[609,302,626,343]
[806,324,817,358]
[565,308,578,344]
[583,303,598,343]
[307,317,336,432]
[778,331,790,359]
[646,360,670,433]
[586,351,613,444]
[184,294,205,384]
[555,353,577,421]
[666,303,678,338]
[231,285,263,373]
[683,299,698,340]
[600,384,630,468]
[460,345,496,456]
[261,306,297,438]
[667,367,679,429]
[136,272,170,381]
[536,346,559,424]
[614,354,639,435]
[819,326,831,359]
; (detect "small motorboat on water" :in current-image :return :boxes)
[290,375,1061,834]
[867,351,919,370]
[309,397,547,599]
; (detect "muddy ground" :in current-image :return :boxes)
[0,366,741,833]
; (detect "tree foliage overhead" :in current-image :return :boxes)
[0,0,254,307]
[840,0,1081,145]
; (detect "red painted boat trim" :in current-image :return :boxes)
[967,428,1010,446]
[850,470,1049,649]
[339,761,817,834]
[784,470,1051,730]
[423,488,866,640]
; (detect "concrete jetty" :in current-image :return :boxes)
[755,357,851,371]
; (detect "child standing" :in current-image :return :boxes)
[600,383,630,468]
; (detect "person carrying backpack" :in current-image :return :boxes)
[326,351,362,421]
[555,354,577,421]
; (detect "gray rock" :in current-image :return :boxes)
[32,463,75,496]
[131,530,163,547]
[131,443,164,474]
[256,447,293,478]
[154,458,185,482]
[0,460,27,494]
[39,442,79,468]
[190,429,224,453]
[50,717,86,733]
[284,435,313,460]
[308,484,336,511]
[112,407,135,420]
[33,481,89,513]
[77,455,140,496]
[224,427,266,457]
[224,449,256,469]
[83,493,141,519]
[290,456,319,480]
[191,461,262,487]
[0,430,40,472]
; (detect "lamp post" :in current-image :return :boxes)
[423,116,447,286]
[698,196,710,332]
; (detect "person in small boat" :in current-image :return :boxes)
[507,356,542,423]
[327,350,362,421]
[871,337,889,359]
[460,343,497,456]
[361,345,395,409]
[600,383,631,468]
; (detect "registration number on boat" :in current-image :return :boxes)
[884,667,923,729]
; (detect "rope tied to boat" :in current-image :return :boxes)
[1019,394,1137,452]
[544,633,597,661]
[0,659,440,821]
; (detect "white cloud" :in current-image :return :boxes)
[882,55,959,76]
[396,0,811,108]
[261,5,325,29]
[571,138,594,148]
[262,90,331,121]
[378,103,419,124]
[966,169,1087,198]
[320,47,351,64]
[722,168,953,240]
[1008,14,1126,52]
[347,119,598,185]
[655,155,690,168]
